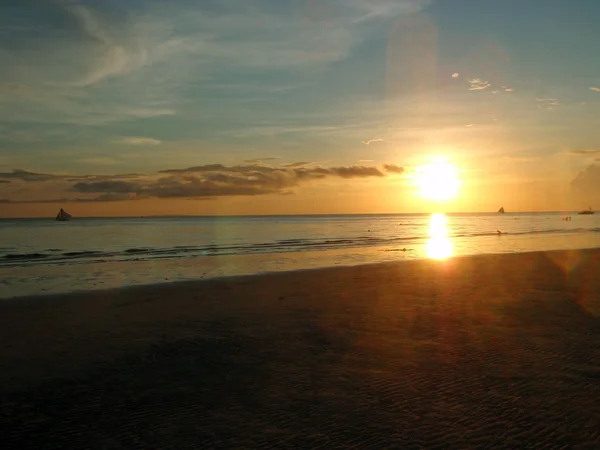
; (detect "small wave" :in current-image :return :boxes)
[276,238,309,244]
[125,248,152,254]
[454,228,596,239]
[4,252,48,260]
[63,251,105,257]
[324,239,354,245]
[0,250,112,266]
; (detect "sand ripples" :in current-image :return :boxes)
[1,251,600,448]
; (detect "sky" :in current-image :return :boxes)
[1,0,600,217]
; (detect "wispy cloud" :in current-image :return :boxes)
[536,97,559,103]
[344,0,432,23]
[115,137,162,146]
[282,162,311,168]
[231,124,353,139]
[591,87,600,92]
[362,138,385,145]
[568,149,600,155]
[66,4,151,87]
[0,0,430,130]
[468,78,491,91]
[535,97,559,110]
[243,158,280,164]
[122,108,176,118]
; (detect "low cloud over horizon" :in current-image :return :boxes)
[0,163,402,204]
[4,160,599,207]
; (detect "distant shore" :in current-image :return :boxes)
[1,249,600,448]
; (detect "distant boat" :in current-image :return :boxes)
[498,206,505,213]
[55,208,72,221]
[578,207,594,215]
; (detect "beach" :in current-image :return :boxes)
[2,249,600,448]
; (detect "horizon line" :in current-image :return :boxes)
[0,210,589,220]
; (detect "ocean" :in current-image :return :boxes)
[2,212,600,298]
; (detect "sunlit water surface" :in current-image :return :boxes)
[2,212,600,297]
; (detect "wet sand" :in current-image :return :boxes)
[1,249,600,449]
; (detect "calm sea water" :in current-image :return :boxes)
[2,212,600,298]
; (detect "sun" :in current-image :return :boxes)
[412,158,461,201]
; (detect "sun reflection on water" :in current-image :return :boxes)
[427,213,453,259]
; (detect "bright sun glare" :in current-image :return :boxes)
[413,159,461,201]
[427,213,453,259]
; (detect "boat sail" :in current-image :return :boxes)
[498,206,505,213]
[55,208,72,221]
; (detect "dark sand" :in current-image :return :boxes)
[2,249,600,449]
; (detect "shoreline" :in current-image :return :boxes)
[3,246,600,302]
[2,248,600,447]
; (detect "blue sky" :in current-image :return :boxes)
[1,0,600,215]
